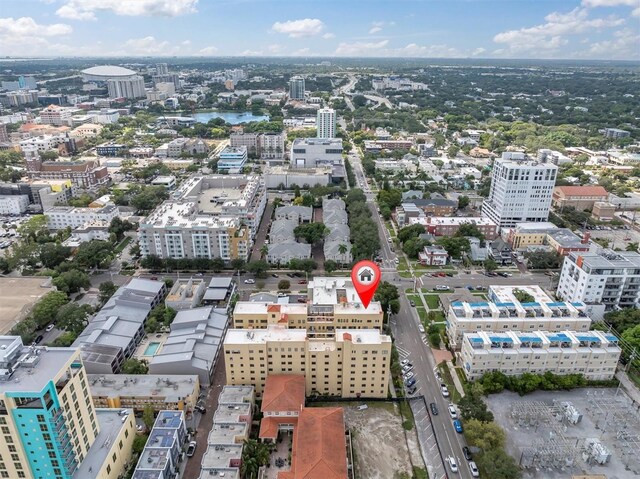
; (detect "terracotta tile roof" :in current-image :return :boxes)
[259,416,298,440]
[261,375,305,414]
[268,304,282,313]
[555,186,608,197]
[282,407,348,479]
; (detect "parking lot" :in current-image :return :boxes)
[486,388,640,479]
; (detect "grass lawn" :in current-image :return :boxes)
[431,311,445,322]
[114,237,132,253]
[424,295,440,309]
[437,363,463,404]
[415,307,428,322]
[471,293,487,299]
[397,257,409,271]
[406,293,421,305]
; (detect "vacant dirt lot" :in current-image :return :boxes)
[342,403,423,479]
[0,277,55,334]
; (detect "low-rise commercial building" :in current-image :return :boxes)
[446,285,591,349]
[218,146,248,172]
[89,374,200,413]
[409,216,498,240]
[395,199,458,227]
[460,330,621,381]
[25,157,109,188]
[363,139,414,153]
[591,202,616,221]
[552,186,609,212]
[132,411,187,479]
[224,326,391,398]
[45,204,120,230]
[264,165,333,188]
[556,250,640,314]
[290,138,343,169]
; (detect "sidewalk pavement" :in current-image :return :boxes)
[446,361,465,399]
[616,369,640,405]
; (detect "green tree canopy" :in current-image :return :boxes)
[122,358,148,374]
[32,291,69,329]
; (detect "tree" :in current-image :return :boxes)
[246,260,269,278]
[403,238,429,259]
[0,257,9,274]
[622,324,640,351]
[241,439,272,479]
[398,224,425,244]
[55,303,91,334]
[477,448,522,479]
[31,291,69,329]
[294,223,328,245]
[464,419,506,451]
[513,289,535,303]
[524,251,562,270]
[18,215,48,241]
[51,331,78,347]
[99,281,118,304]
[436,236,470,259]
[455,223,485,241]
[626,242,639,252]
[458,383,494,422]
[74,240,113,269]
[483,258,498,273]
[324,259,338,273]
[374,282,400,315]
[121,358,148,374]
[142,404,155,431]
[52,269,91,294]
[603,308,640,335]
[39,243,71,269]
[260,244,268,259]
[231,258,246,272]
[132,434,148,455]
[12,317,38,343]
[211,257,225,272]
[277,280,290,290]
[458,195,470,209]
[109,217,134,241]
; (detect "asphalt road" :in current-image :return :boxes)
[349,141,472,478]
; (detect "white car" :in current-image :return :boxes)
[448,405,457,419]
[402,364,414,373]
[45,324,55,332]
[418,324,425,333]
[447,456,458,473]
[186,441,197,457]
[435,285,450,291]
[403,371,415,380]
[469,461,480,477]
[401,359,409,366]
[441,385,450,397]
[243,279,255,284]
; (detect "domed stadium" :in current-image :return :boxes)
[81,65,138,82]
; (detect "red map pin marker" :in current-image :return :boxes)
[351,260,381,309]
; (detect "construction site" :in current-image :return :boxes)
[487,388,640,478]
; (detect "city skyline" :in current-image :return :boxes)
[1,0,639,60]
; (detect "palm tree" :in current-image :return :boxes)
[338,243,348,269]
[626,242,639,252]
[260,244,268,259]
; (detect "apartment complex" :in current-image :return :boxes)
[460,330,621,381]
[289,76,305,100]
[132,411,187,479]
[224,326,390,398]
[556,250,640,313]
[217,146,248,172]
[0,336,136,479]
[233,277,383,337]
[40,105,73,126]
[138,175,266,261]
[317,108,336,139]
[229,132,285,160]
[363,139,414,153]
[198,386,255,479]
[88,374,200,413]
[44,204,120,230]
[395,199,458,227]
[408,216,498,240]
[0,195,29,215]
[482,153,557,229]
[446,285,591,349]
[24,157,109,188]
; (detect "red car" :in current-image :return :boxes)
[438,272,447,277]
[298,280,307,284]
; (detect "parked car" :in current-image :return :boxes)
[403,371,415,380]
[402,363,414,372]
[186,441,197,457]
[447,456,458,473]
[298,280,307,284]
[407,386,417,395]
[463,446,472,461]
[441,384,450,397]
[244,279,255,284]
[418,324,425,333]
[435,285,449,291]
[409,300,416,307]
[271,273,279,278]
[195,405,206,414]
[45,324,55,332]
[33,335,44,345]
[469,461,480,477]
[448,405,458,419]
[453,419,463,433]
[430,403,438,415]
[401,359,410,366]
[405,378,416,387]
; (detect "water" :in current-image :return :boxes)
[191,111,270,125]
[143,342,161,356]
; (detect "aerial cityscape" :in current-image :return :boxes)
[0,2,639,479]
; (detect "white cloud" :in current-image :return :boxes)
[240,49,263,56]
[271,18,325,38]
[293,48,311,56]
[124,36,183,55]
[198,46,218,55]
[56,0,198,20]
[369,26,382,34]
[493,7,624,55]
[267,44,283,54]
[589,28,640,59]
[0,17,72,37]
[335,40,389,56]
[583,0,640,17]
[472,47,486,56]
[322,32,335,39]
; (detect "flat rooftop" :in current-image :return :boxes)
[213,403,252,423]
[73,409,132,479]
[489,285,553,304]
[225,327,307,345]
[409,216,497,227]
[218,385,254,405]
[88,374,199,402]
[198,188,245,214]
[0,346,76,394]
[569,249,640,269]
[512,222,559,232]
[201,444,243,469]
[308,277,382,312]
[0,277,55,334]
[207,422,248,444]
[336,329,391,345]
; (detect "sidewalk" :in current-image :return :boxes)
[616,370,640,405]
[446,361,465,399]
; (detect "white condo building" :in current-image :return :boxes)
[557,250,640,314]
[460,330,621,381]
[289,76,305,100]
[45,204,120,230]
[107,76,146,99]
[482,153,557,229]
[317,108,336,139]
[446,285,591,350]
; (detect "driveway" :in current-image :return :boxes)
[251,201,273,261]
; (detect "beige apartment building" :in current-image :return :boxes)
[460,330,621,381]
[446,285,592,349]
[224,326,391,398]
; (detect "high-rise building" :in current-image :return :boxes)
[0,123,8,143]
[0,336,136,479]
[481,153,557,229]
[155,63,169,75]
[556,250,640,315]
[289,76,305,100]
[317,107,336,139]
[107,76,146,99]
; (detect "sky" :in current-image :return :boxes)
[0,0,639,60]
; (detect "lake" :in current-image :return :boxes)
[191,111,270,125]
